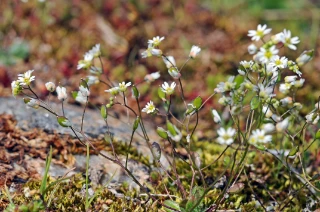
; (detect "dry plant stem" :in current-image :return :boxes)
[135,97,149,141]
[61,101,65,116]
[189,165,196,195]
[179,57,190,73]
[178,78,187,109]
[99,56,114,87]
[99,79,112,88]
[190,110,199,138]
[28,85,39,99]
[167,138,187,199]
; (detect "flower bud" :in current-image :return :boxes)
[45,82,56,92]
[151,142,161,161]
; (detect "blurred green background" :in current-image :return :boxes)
[0,0,319,113]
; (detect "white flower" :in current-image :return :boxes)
[248,44,257,54]
[118,82,131,92]
[284,76,298,84]
[262,106,273,118]
[212,109,221,123]
[17,70,35,86]
[144,72,160,82]
[142,101,156,114]
[105,87,119,96]
[141,47,153,58]
[86,76,99,86]
[162,56,176,69]
[88,44,101,58]
[189,45,201,59]
[275,29,300,50]
[45,82,56,92]
[269,56,288,69]
[218,96,232,106]
[148,36,165,47]
[280,97,293,106]
[79,85,90,97]
[292,78,305,88]
[238,69,246,75]
[215,76,236,93]
[262,123,275,133]
[26,99,40,109]
[240,60,254,69]
[296,50,314,66]
[11,80,22,97]
[168,67,181,79]
[217,127,236,145]
[254,84,274,100]
[279,83,291,94]
[248,24,272,41]
[306,112,319,125]
[249,129,272,145]
[161,82,176,95]
[276,118,289,132]
[56,86,67,101]
[255,46,279,64]
[151,49,162,57]
[75,91,87,104]
[77,53,94,70]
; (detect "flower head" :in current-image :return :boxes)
[79,85,90,97]
[249,129,272,145]
[161,82,176,95]
[88,44,101,58]
[144,72,160,82]
[269,56,288,69]
[148,36,165,47]
[248,24,272,41]
[86,76,99,86]
[276,118,289,132]
[189,45,201,59]
[162,56,176,69]
[275,29,300,50]
[45,82,56,92]
[306,112,319,125]
[248,44,257,54]
[118,82,131,92]
[212,109,221,124]
[17,70,35,86]
[142,101,156,114]
[255,46,279,64]
[77,53,94,70]
[11,80,22,97]
[168,67,181,79]
[56,86,68,101]
[105,87,120,96]
[215,76,236,93]
[217,127,236,145]
[25,98,40,109]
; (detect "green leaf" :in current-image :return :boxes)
[158,87,166,101]
[234,75,244,89]
[132,86,140,99]
[100,105,107,119]
[40,146,52,196]
[163,200,181,212]
[167,121,177,136]
[57,116,71,127]
[192,96,202,110]
[315,129,320,139]
[250,96,260,110]
[72,91,78,99]
[156,127,168,139]
[289,146,299,156]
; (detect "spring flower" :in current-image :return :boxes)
[240,60,254,69]
[262,106,273,118]
[296,50,314,66]
[306,112,319,125]
[189,45,201,59]
[280,97,293,106]
[161,82,176,95]
[75,91,87,103]
[148,36,165,47]
[144,72,160,82]
[77,53,94,70]
[168,67,181,79]
[216,127,236,145]
[269,56,288,69]
[212,109,221,123]
[105,87,120,96]
[248,44,257,54]
[141,47,153,58]
[118,82,131,92]
[215,76,236,93]
[11,81,22,97]
[248,24,272,41]
[162,56,176,69]
[56,86,67,101]
[262,123,275,133]
[249,129,272,145]
[45,82,56,92]
[25,98,40,109]
[86,76,99,86]
[284,76,298,84]
[151,49,162,57]
[142,101,156,114]
[292,78,305,88]
[79,85,90,97]
[254,84,274,100]
[275,29,300,50]
[238,69,245,75]
[276,118,289,132]
[218,96,232,106]
[17,70,35,86]
[279,83,291,94]
[255,46,279,64]
[88,44,101,58]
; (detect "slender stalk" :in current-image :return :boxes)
[125,130,135,168]
[81,97,88,132]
